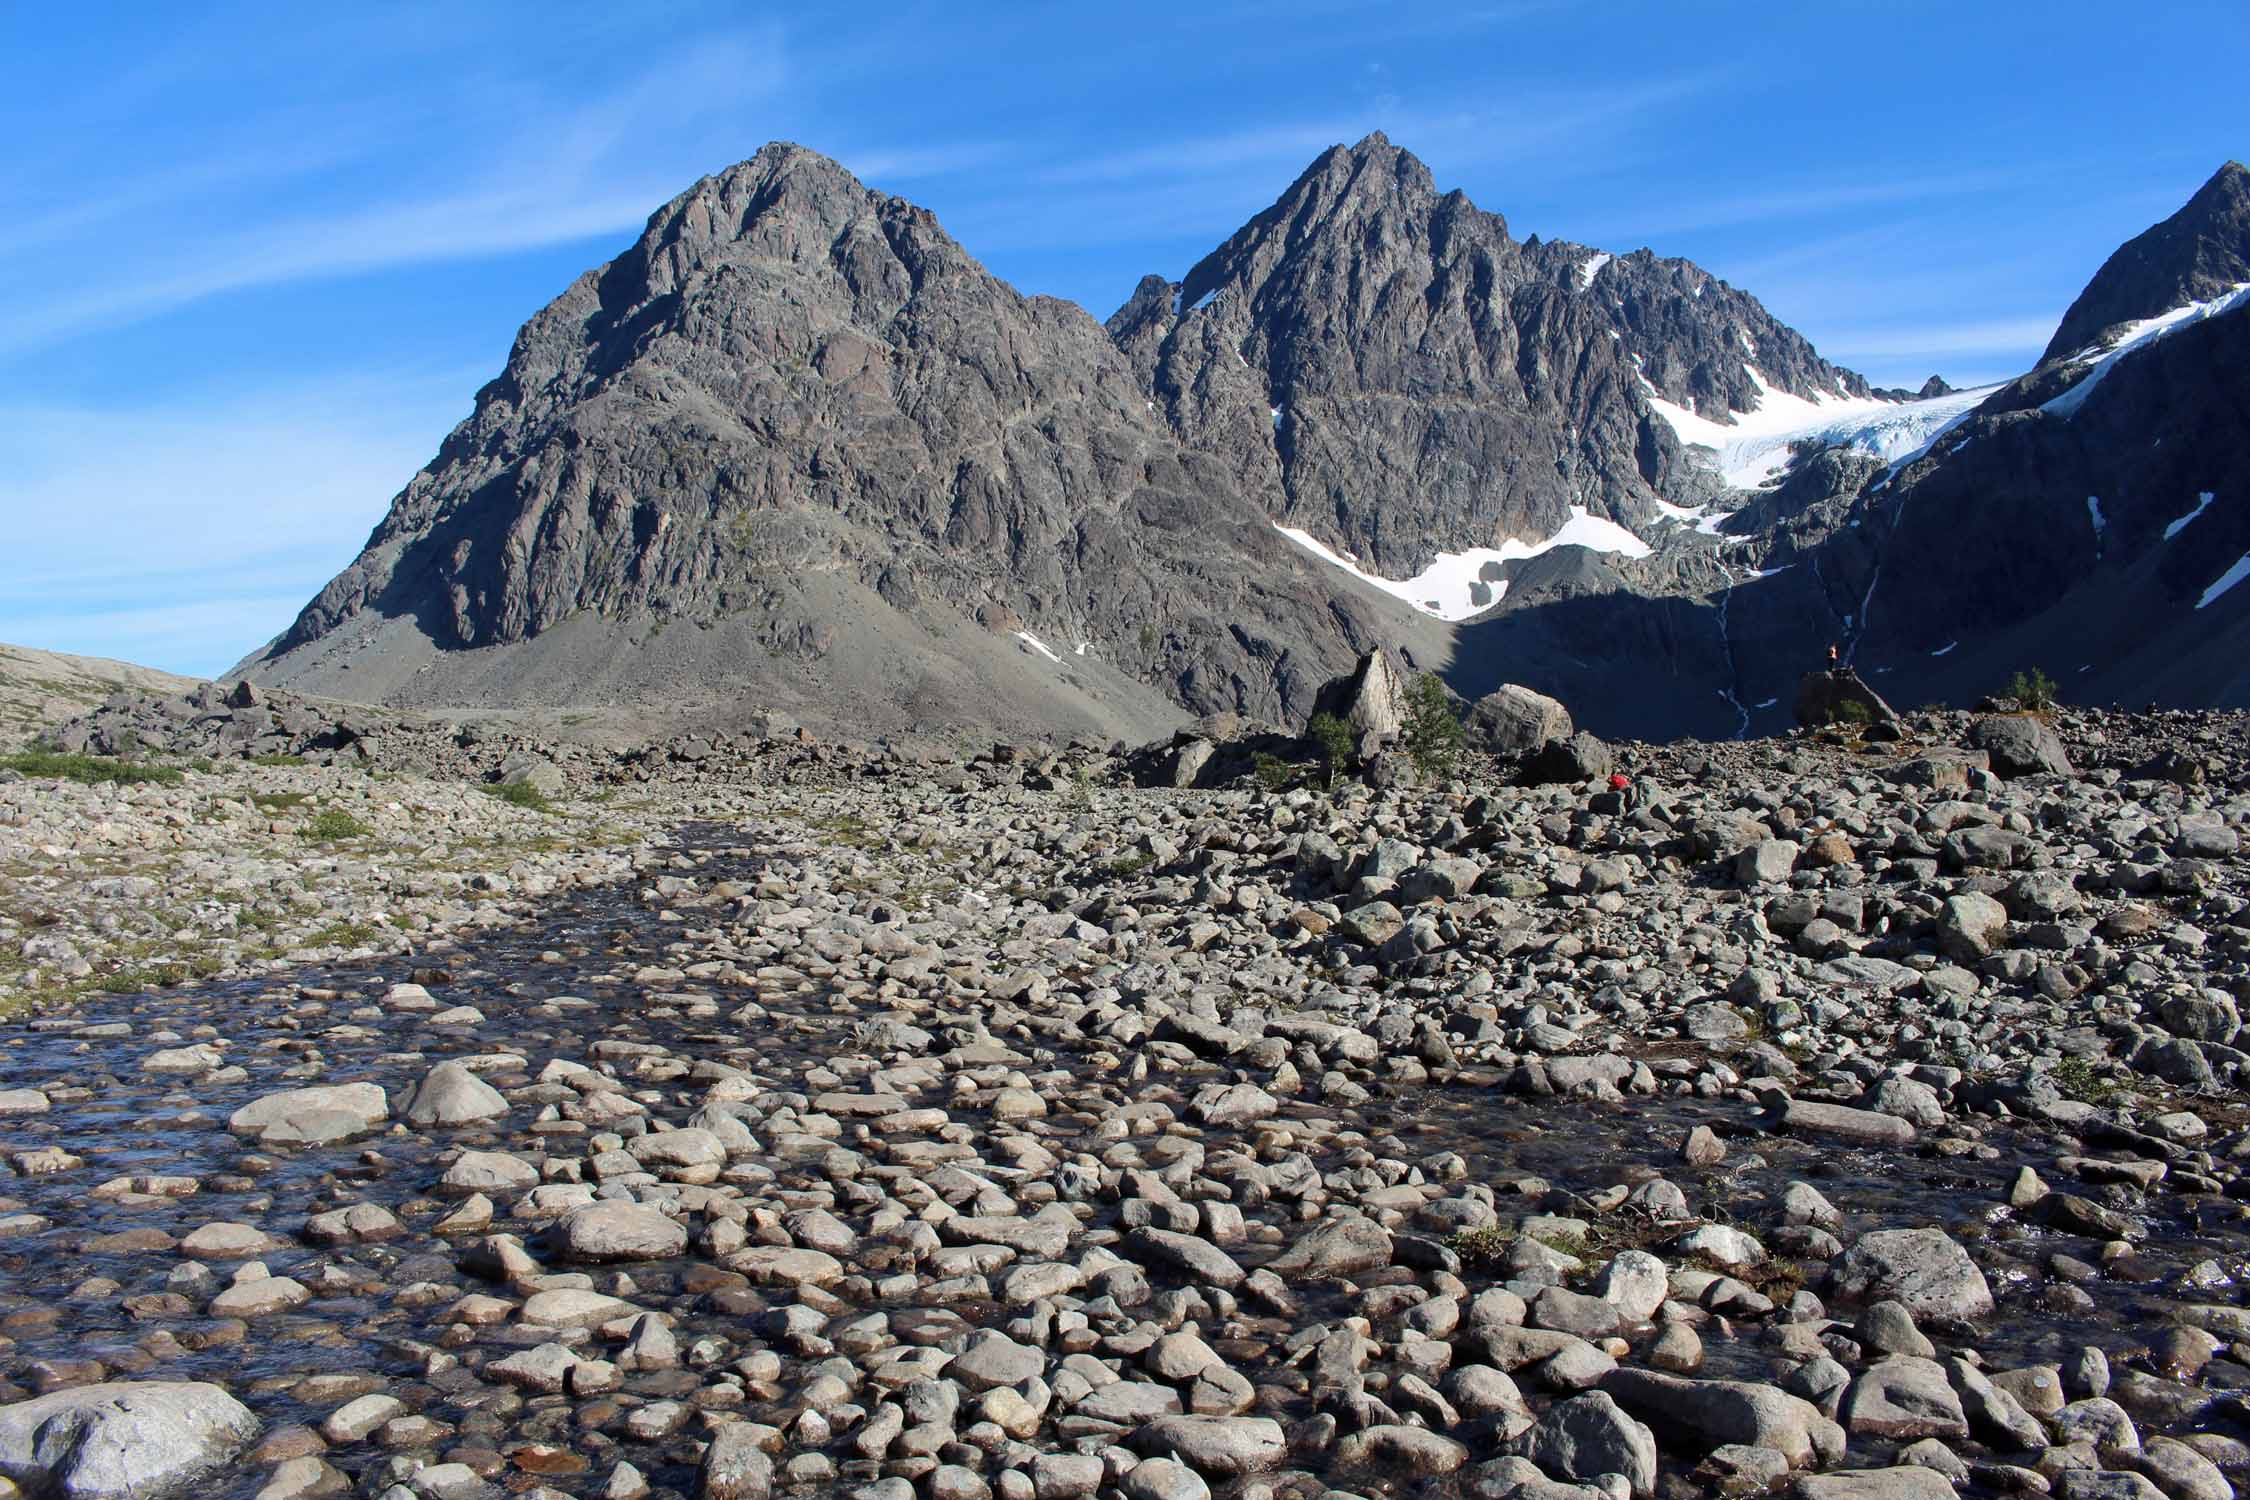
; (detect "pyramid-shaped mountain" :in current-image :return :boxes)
[1108,132,1873,578]
[242,143,1449,738]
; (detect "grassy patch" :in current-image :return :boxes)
[303,808,373,841]
[1444,1224,1515,1267]
[251,791,312,813]
[481,780,555,813]
[304,918,386,949]
[96,963,198,994]
[248,753,307,767]
[1,752,183,786]
[2050,1056,2127,1107]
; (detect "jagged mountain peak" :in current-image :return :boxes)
[244,138,1441,737]
[2041,159,2250,364]
[1108,134,1877,578]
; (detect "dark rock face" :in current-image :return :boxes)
[242,143,1432,736]
[1796,671,1898,729]
[2042,161,2250,363]
[1109,132,1869,578]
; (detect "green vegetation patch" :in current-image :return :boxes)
[1,752,183,786]
[303,808,374,841]
[481,780,555,813]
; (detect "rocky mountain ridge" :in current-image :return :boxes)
[241,143,1450,739]
[236,139,2248,742]
[1107,132,1873,579]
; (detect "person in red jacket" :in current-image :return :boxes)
[1608,771,1637,815]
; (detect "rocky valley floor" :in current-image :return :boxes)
[2,709,2249,1500]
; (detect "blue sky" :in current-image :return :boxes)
[3,1,2243,678]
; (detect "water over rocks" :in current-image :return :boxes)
[0,705,2246,1499]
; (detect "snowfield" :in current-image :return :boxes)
[2044,283,2250,421]
[1277,505,1652,621]
[1641,368,1999,490]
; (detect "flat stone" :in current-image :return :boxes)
[227,1083,389,1146]
[1129,1416,1286,1477]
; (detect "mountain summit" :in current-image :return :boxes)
[243,142,1442,737]
[2041,160,2250,364]
[1108,131,1869,578]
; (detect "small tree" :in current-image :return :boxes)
[1307,712,1353,789]
[2006,667,2058,711]
[1402,672,1466,777]
[1830,699,1872,728]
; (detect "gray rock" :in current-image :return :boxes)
[700,1421,774,1500]
[1792,1468,1957,1500]
[228,1083,388,1143]
[1129,1416,1285,1477]
[1516,1391,1658,1497]
[1264,1216,1392,1279]
[0,1381,260,1500]
[551,1201,688,1263]
[1828,1228,1994,1321]
[1601,1369,1845,1468]
[1841,1356,1970,1439]
[1467,685,1574,758]
[401,1061,507,1126]
[1969,714,2075,778]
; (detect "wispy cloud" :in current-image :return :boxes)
[0,27,789,355]
[0,370,469,675]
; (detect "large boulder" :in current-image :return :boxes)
[401,1061,507,1126]
[1828,1229,1994,1321]
[0,1381,260,1499]
[1265,1216,1393,1279]
[1515,1391,1658,1496]
[1307,650,1406,752]
[1466,684,1573,758]
[1523,731,1614,786]
[496,754,566,798]
[227,1083,388,1145]
[1795,669,1897,727]
[1601,1369,1844,1469]
[1968,714,2074,778]
[549,1202,688,1263]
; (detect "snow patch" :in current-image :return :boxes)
[2198,553,2250,610]
[1640,367,1997,490]
[2045,283,2250,420]
[1275,504,1651,622]
[1931,641,1957,657]
[1074,642,1090,656]
[2087,495,2106,536]
[1578,251,1612,290]
[1015,631,1060,663]
[2165,491,2216,541]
